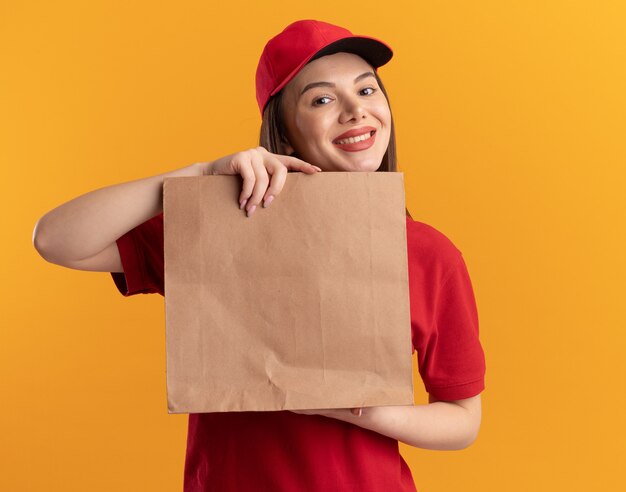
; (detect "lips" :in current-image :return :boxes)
[332,129,377,152]
[332,126,377,143]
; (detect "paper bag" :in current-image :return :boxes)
[163,172,414,413]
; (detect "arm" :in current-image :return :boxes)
[359,395,482,450]
[32,148,320,269]
[33,162,204,268]
[291,394,482,451]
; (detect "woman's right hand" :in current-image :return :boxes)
[199,146,322,217]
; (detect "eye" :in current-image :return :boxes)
[360,87,377,96]
[312,95,333,106]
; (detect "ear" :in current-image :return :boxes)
[281,136,295,156]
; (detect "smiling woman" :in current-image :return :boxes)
[33,18,486,492]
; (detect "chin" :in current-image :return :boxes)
[321,153,376,171]
[346,158,383,172]
[314,151,383,172]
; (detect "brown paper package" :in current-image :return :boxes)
[163,172,414,413]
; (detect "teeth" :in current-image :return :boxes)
[336,131,372,145]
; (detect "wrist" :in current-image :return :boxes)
[193,161,211,176]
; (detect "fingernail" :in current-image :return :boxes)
[357,408,362,417]
[247,205,256,217]
[240,198,248,210]
[314,166,322,172]
[263,195,274,208]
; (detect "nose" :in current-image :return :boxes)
[338,95,366,123]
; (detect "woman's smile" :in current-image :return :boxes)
[333,128,377,152]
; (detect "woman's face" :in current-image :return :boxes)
[281,52,392,172]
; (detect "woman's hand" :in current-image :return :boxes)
[199,146,322,217]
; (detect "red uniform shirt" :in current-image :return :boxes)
[111,213,485,491]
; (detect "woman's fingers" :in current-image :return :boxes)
[233,153,257,211]
[274,153,322,173]
[244,149,320,216]
[261,151,321,210]
[262,154,289,208]
[210,147,321,217]
[233,149,270,214]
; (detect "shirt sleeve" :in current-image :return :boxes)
[410,245,486,401]
[110,213,165,297]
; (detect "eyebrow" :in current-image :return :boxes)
[299,71,376,96]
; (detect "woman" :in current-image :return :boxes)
[34,19,485,492]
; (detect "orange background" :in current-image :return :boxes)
[2,1,625,491]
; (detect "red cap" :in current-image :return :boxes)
[255,19,393,115]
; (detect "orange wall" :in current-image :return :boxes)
[2,1,625,491]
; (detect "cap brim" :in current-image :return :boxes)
[310,36,393,68]
[268,35,393,100]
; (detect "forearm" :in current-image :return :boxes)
[33,162,203,262]
[332,401,480,451]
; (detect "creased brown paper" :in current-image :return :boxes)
[163,172,413,414]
